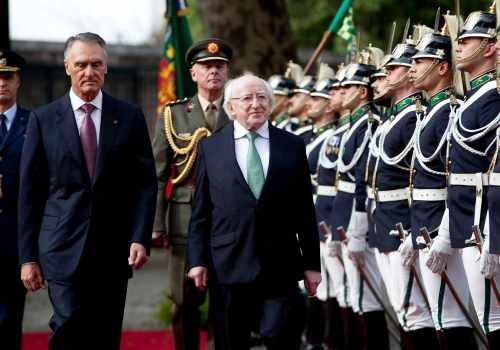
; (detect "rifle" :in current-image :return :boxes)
[471,224,500,306]
[394,223,432,316]
[419,227,489,348]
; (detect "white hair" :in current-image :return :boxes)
[223,72,275,119]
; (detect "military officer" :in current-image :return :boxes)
[372,33,438,347]
[152,38,233,350]
[405,19,478,348]
[268,74,295,125]
[426,6,500,346]
[0,50,29,350]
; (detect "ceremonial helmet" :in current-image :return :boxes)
[268,75,296,96]
[413,31,452,63]
[293,75,317,94]
[458,3,496,40]
[342,46,381,86]
[332,63,348,88]
[310,63,336,99]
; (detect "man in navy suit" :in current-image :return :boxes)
[0,49,29,350]
[187,73,321,349]
[18,33,157,350]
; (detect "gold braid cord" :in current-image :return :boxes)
[163,105,211,185]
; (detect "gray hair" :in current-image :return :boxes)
[223,72,275,119]
[64,32,107,59]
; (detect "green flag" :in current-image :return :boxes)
[157,0,196,114]
[337,7,357,51]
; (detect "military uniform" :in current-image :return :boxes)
[372,40,437,347]
[152,38,232,350]
[0,50,29,350]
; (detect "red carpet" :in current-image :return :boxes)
[23,330,207,350]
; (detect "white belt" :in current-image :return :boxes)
[412,188,447,201]
[366,186,375,200]
[337,180,355,194]
[448,173,489,186]
[490,173,500,186]
[316,185,337,197]
[376,187,409,202]
[449,173,487,227]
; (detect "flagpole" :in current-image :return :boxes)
[304,0,353,74]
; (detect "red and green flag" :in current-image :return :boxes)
[157,0,196,114]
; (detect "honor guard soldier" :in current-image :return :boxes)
[268,74,295,125]
[152,38,233,350]
[485,12,500,278]
[405,16,478,348]
[304,63,337,177]
[329,46,390,350]
[302,64,338,350]
[0,50,29,350]
[427,5,500,346]
[372,30,439,347]
[276,61,313,132]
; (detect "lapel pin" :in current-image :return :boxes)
[113,120,118,125]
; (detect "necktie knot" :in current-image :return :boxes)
[246,131,259,143]
[81,103,96,115]
[0,114,6,122]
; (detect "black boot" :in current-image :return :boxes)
[487,329,500,349]
[323,298,342,350]
[405,327,439,350]
[443,327,478,350]
[359,310,389,350]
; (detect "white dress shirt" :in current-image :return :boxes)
[1,103,17,131]
[197,94,222,119]
[69,89,103,145]
[234,120,270,181]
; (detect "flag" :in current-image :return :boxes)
[337,7,357,51]
[157,0,196,114]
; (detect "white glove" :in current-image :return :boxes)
[399,233,418,268]
[480,213,500,279]
[426,209,452,274]
[348,211,369,239]
[326,234,342,258]
[347,236,366,267]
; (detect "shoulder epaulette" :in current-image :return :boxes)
[165,97,189,107]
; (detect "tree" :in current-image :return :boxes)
[196,0,297,76]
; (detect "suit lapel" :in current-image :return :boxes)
[0,108,28,151]
[56,95,90,184]
[93,93,119,186]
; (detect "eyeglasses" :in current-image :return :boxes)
[231,93,269,106]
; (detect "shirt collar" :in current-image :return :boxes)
[1,103,17,125]
[234,120,269,139]
[198,94,222,112]
[69,89,103,112]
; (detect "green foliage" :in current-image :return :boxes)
[287,0,492,55]
[155,289,210,329]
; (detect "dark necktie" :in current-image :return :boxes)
[0,114,7,144]
[80,103,97,178]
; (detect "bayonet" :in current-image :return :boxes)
[434,7,441,32]
[403,18,411,41]
[387,21,397,54]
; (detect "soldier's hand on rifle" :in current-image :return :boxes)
[480,231,500,279]
[152,230,170,249]
[326,234,342,257]
[304,270,322,297]
[347,236,366,267]
[426,210,452,274]
[399,234,418,268]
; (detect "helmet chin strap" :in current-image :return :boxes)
[456,38,489,65]
[343,87,362,110]
[387,70,410,91]
[412,59,439,86]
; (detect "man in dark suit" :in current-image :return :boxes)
[187,73,321,349]
[0,49,29,350]
[18,32,157,350]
